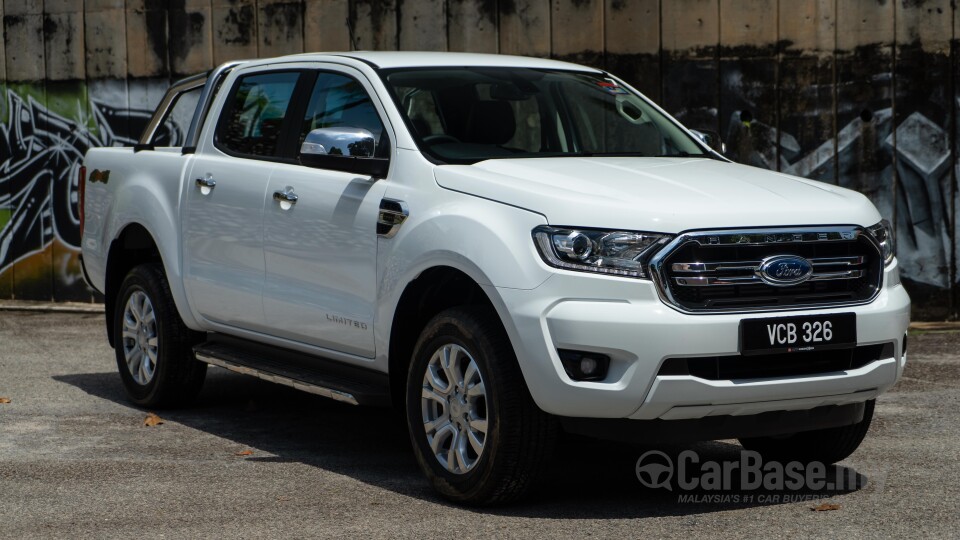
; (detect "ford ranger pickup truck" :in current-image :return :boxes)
[79,52,910,504]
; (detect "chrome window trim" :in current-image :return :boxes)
[647,225,885,315]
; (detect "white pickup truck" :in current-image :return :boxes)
[80,52,911,504]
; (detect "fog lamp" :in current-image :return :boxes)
[558,349,610,381]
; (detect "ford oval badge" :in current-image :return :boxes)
[757,255,814,286]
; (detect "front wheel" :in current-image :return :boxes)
[739,400,876,464]
[113,263,206,408]
[406,307,557,505]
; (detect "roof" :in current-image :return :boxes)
[285,51,604,72]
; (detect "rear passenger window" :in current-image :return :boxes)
[149,85,202,147]
[217,71,300,158]
[165,86,202,143]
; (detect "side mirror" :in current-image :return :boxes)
[299,127,389,178]
[690,129,726,154]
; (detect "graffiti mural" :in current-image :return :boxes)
[711,50,955,318]
[724,106,951,289]
[0,0,957,317]
[0,85,182,301]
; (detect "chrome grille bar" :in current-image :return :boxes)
[671,262,759,272]
[809,270,865,281]
[809,256,866,267]
[674,275,765,286]
[671,256,865,274]
[674,270,865,287]
[670,255,867,287]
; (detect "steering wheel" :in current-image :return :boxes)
[423,134,461,145]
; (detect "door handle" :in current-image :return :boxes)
[195,177,216,189]
[273,188,299,204]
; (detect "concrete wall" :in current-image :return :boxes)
[0,0,955,318]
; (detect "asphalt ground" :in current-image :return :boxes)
[0,311,957,538]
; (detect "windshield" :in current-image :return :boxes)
[380,67,707,165]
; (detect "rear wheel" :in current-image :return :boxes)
[739,400,876,464]
[114,263,206,407]
[406,307,557,505]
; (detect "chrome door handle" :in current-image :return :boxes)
[195,177,216,189]
[273,188,299,204]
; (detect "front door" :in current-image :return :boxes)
[261,69,390,357]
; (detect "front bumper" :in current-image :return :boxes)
[492,261,910,420]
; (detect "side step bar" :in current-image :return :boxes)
[193,335,391,407]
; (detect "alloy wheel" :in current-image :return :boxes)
[420,343,489,474]
[121,290,159,385]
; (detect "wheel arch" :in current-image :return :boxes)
[103,223,187,347]
[387,265,508,408]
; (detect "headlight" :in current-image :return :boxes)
[868,219,896,265]
[532,226,672,278]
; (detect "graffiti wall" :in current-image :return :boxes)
[0,81,181,301]
[0,0,956,318]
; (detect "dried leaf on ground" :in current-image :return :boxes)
[143,413,164,427]
[0,397,11,404]
[812,502,842,512]
[235,449,254,456]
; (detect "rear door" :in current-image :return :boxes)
[260,67,390,357]
[182,69,304,332]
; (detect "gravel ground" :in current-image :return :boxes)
[0,311,957,538]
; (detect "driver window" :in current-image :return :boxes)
[300,73,385,150]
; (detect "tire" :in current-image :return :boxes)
[405,306,557,505]
[739,400,876,464]
[113,263,206,408]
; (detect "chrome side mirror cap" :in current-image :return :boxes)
[301,127,376,157]
[299,127,388,178]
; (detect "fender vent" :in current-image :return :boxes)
[377,199,408,238]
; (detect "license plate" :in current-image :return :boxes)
[739,313,856,355]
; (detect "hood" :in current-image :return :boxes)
[433,157,882,233]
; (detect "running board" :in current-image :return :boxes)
[193,335,391,407]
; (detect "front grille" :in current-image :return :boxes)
[650,227,883,313]
[658,342,894,380]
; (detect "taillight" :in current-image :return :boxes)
[78,165,86,236]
